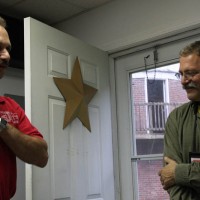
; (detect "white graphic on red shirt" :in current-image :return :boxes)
[0,111,19,124]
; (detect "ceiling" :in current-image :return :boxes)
[0,0,114,69]
[0,0,113,25]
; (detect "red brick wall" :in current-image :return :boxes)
[132,78,188,104]
[132,78,146,103]
[168,79,188,102]
[132,78,146,133]
[131,77,188,199]
[138,160,169,200]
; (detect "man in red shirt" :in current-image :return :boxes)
[0,16,48,199]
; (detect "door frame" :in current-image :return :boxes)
[109,25,200,200]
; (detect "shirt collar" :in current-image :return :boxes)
[0,96,5,104]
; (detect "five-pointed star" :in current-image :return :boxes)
[53,57,97,132]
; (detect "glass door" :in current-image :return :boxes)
[130,64,188,199]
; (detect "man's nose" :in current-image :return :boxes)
[0,48,10,61]
[181,75,191,84]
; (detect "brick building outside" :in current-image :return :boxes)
[131,64,188,199]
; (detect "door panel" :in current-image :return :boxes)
[24,17,114,200]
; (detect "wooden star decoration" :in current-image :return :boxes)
[53,57,97,132]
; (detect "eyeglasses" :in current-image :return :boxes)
[175,70,200,80]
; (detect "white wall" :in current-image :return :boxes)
[55,0,200,53]
[0,68,24,96]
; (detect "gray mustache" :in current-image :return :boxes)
[183,82,199,90]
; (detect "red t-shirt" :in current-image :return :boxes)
[0,97,43,199]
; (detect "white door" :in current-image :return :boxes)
[24,17,114,200]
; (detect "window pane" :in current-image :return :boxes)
[131,63,189,199]
[136,159,169,200]
[136,139,163,155]
[131,63,188,155]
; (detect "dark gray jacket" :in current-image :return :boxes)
[164,102,200,200]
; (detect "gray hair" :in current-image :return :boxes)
[180,41,200,57]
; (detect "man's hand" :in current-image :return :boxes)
[158,157,177,190]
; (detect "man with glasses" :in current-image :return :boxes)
[158,41,200,199]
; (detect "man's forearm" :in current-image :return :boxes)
[0,123,48,167]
